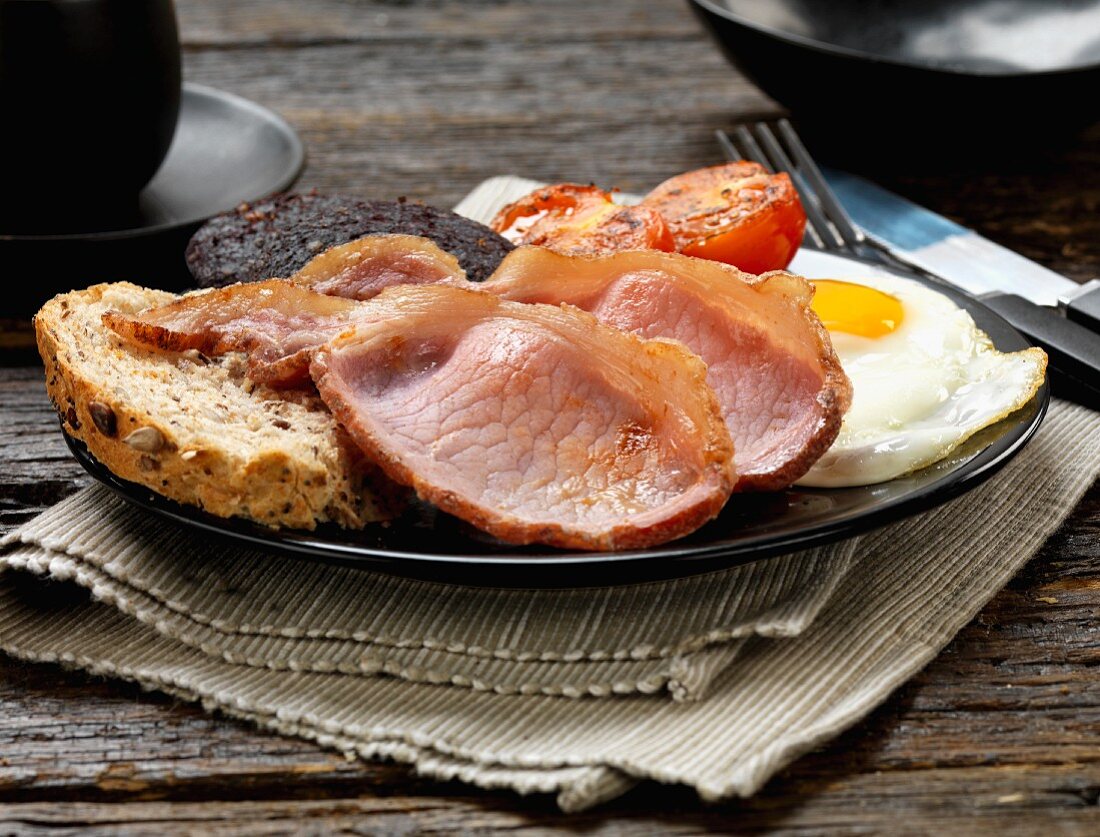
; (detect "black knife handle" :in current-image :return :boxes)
[980,292,1100,409]
[1063,279,1100,334]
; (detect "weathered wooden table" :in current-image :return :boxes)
[2,1,1098,832]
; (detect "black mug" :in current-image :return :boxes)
[0,0,181,234]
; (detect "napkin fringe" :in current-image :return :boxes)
[0,546,758,701]
[1,496,855,665]
[0,632,627,810]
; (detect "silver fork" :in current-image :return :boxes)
[717,119,1100,407]
[717,120,901,268]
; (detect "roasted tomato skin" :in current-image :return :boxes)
[641,162,806,274]
[490,183,673,255]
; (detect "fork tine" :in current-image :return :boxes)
[777,119,865,248]
[732,125,772,172]
[719,127,832,250]
[714,129,741,162]
[752,122,841,250]
[726,125,827,249]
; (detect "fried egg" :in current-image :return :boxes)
[797,272,1047,487]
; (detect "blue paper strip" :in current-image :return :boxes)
[821,167,964,252]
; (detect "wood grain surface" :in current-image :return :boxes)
[1,1,1098,832]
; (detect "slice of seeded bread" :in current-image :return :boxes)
[35,282,401,530]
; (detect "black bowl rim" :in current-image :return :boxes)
[0,83,305,244]
[689,0,1100,79]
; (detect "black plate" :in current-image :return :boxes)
[688,0,1100,161]
[3,83,304,316]
[61,252,1050,587]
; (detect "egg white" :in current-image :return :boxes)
[798,273,1047,488]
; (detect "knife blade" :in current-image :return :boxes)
[820,167,1100,406]
[821,167,1100,318]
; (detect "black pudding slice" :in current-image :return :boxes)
[186,192,515,287]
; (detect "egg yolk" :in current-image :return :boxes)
[810,279,904,339]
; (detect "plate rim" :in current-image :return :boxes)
[0,83,305,243]
[60,250,1052,583]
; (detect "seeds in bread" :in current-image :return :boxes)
[35,282,402,530]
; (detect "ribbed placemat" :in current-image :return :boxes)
[1,488,855,701]
[3,399,1097,810]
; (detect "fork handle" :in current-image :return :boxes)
[980,292,1100,409]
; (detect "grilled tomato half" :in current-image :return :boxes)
[641,162,806,274]
[490,183,673,255]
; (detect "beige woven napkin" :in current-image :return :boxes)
[2,399,1098,811]
[0,490,856,702]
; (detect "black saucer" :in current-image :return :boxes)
[2,83,304,316]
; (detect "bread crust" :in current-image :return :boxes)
[35,283,396,530]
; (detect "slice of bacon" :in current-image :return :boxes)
[103,280,374,387]
[310,285,735,550]
[289,234,465,300]
[482,247,851,491]
[104,235,468,386]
